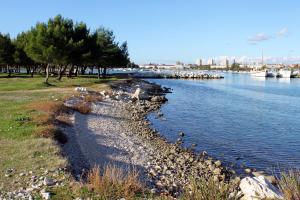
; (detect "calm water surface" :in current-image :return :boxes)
[147,73,300,174]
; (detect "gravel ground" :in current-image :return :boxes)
[62,99,154,181]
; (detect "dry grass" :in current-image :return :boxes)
[28,101,69,143]
[55,113,73,126]
[278,170,300,200]
[84,94,103,103]
[86,165,144,199]
[181,177,237,200]
[72,102,92,114]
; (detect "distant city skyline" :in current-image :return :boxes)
[0,0,300,64]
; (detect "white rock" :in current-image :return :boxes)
[131,88,149,100]
[240,176,283,200]
[74,87,87,92]
[41,191,51,200]
[131,88,141,100]
[100,90,107,96]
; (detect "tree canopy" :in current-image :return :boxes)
[0,15,131,83]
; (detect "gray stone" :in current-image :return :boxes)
[43,177,55,186]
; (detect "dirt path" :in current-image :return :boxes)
[61,99,154,179]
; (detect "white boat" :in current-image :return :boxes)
[291,70,300,77]
[276,69,291,78]
[251,71,267,77]
[251,70,276,77]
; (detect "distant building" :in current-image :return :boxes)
[226,59,229,68]
[195,58,202,66]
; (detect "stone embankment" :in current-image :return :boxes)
[131,71,224,79]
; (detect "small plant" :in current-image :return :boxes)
[86,165,143,199]
[72,102,92,114]
[55,113,72,126]
[278,170,300,200]
[84,94,103,103]
[181,176,237,200]
[38,124,68,144]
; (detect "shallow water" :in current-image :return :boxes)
[147,73,300,174]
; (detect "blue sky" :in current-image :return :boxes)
[0,0,300,64]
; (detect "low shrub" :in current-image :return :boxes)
[278,170,300,200]
[84,94,103,103]
[72,102,92,114]
[181,176,237,200]
[55,113,72,126]
[86,165,143,199]
[37,124,68,144]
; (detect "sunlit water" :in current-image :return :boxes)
[146,73,300,174]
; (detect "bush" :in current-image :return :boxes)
[29,101,69,144]
[86,165,143,199]
[181,176,237,200]
[278,170,300,200]
[72,102,92,114]
[84,94,103,103]
[38,124,68,144]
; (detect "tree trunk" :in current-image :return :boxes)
[45,64,49,84]
[81,66,88,75]
[68,65,74,78]
[97,67,101,79]
[74,65,79,77]
[102,67,107,77]
[7,65,12,77]
[58,65,68,80]
[31,66,37,77]
[90,66,94,75]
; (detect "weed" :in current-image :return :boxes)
[278,170,300,200]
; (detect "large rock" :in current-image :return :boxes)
[131,88,150,100]
[240,176,283,200]
[151,95,167,103]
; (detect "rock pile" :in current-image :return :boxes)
[0,168,68,199]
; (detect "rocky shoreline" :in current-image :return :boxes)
[62,79,240,198]
[130,71,224,79]
[62,78,285,199]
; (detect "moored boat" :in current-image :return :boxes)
[251,71,267,77]
[276,69,291,78]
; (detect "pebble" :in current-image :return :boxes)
[44,177,55,186]
[40,190,51,200]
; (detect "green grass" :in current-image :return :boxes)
[0,73,118,91]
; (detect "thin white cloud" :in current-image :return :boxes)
[248,32,272,44]
[277,27,288,37]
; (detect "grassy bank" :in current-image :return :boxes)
[0,75,114,196]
